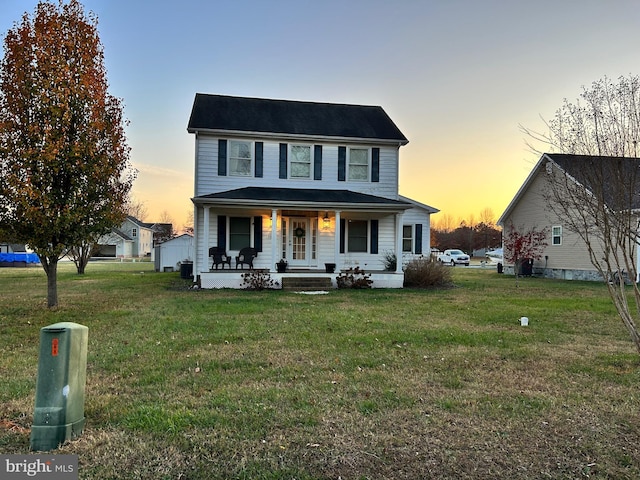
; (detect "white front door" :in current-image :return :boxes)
[287,217,311,267]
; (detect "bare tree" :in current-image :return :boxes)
[126,197,148,222]
[183,210,194,235]
[522,74,640,354]
[479,207,496,227]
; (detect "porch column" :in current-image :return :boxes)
[192,205,199,277]
[334,210,341,271]
[395,212,403,273]
[203,206,210,272]
[271,209,278,272]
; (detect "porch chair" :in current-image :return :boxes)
[209,246,231,270]
[235,247,257,269]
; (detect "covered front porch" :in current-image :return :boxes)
[192,187,413,288]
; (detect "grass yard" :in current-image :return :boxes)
[1,262,639,479]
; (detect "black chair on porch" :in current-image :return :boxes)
[209,246,231,270]
[235,247,257,269]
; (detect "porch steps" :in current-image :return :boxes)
[281,276,333,291]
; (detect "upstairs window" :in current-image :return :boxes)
[348,148,369,181]
[132,228,137,238]
[552,226,562,245]
[229,140,252,176]
[290,145,311,178]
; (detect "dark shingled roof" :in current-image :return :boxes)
[547,153,640,210]
[193,187,411,208]
[187,94,408,144]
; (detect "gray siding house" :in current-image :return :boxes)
[498,153,640,281]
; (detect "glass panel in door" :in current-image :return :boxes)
[288,218,310,266]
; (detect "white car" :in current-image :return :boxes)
[437,249,470,266]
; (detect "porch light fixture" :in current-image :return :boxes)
[322,213,330,230]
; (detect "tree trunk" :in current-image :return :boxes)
[44,257,58,308]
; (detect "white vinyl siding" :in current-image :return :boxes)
[196,136,401,199]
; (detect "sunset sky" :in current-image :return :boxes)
[2,0,640,231]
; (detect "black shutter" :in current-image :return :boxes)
[314,145,322,180]
[255,142,263,178]
[253,216,262,252]
[372,148,380,183]
[370,220,379,254]
[217,215,226,249]
[279,143,287,179]
[218,140,227,176]
[415,224,423,254]
[338,146,346,181]
[339,218,346,253]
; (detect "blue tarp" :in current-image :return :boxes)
[0,252,40,264]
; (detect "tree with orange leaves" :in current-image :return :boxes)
[0,1,135,307]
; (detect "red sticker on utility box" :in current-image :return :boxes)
[51,338,59,356]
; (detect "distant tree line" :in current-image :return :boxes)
[431,208,501,254]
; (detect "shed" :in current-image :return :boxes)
[154,234,194,272]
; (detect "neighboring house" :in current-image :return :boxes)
[154,233,194,272]
[0,243,26,253]
[97,216,166,259]
[187,93,438,288]
[498,153,640,281]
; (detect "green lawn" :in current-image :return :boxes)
[1,262,639,479]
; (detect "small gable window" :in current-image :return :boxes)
[229,140,253,176]
[552,225,562,245]
[132,228,137,238]
[290,145,312,179]
[348,148,369,181]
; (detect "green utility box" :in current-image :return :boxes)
[30,322,88,451]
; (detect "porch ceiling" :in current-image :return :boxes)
[192,187,412,212]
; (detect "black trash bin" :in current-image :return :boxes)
[519,259,533,276]
[497,262,503,274]
[180,261,193,279]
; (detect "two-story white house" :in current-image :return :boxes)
[188,94,438,288]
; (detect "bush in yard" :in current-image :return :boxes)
[336,267,373,289]
[382,251,397,271]
[403,257,453,288]
[241,271,279,290]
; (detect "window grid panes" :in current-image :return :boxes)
[348,220,368,252]
[290,145,311,178]
[403,225,413,252]
[552,226,562,245]
[229,140,252,176]
[229,217,251,250]
[348,148,368,181]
